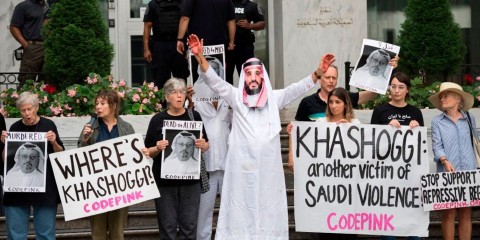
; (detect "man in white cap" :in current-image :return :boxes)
[5,142,45,188]
[188,34,334,239]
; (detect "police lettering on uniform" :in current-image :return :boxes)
[226,0,266,84]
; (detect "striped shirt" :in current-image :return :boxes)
[431,111,478,172]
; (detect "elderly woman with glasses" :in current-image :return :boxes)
[142,78,209,239]
[1,91,64,240]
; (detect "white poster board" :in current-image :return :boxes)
[190,44,225,102]
[50,133,159,221]
[350,39,400,94]
[3,132,48,193]
[421,170,480,211]
[293,122,429,237]
[161,120,203,180]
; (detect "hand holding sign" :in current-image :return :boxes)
[390,55,400,69]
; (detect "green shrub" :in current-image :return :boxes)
[43,0,113,90]
[396,0,466,83]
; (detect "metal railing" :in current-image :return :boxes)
[0,72,42,90]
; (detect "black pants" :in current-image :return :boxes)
[151,41,189,89]
[18,43,44,88]
[226,44,255,85]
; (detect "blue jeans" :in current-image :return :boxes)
[155,183,201,239]
[5,205,57,240]
[381,237,420,240]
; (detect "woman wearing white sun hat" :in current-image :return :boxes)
[429,82,477,240]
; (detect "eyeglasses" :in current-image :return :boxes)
[20,154,39,160]
[170,90,186,95]
[389,85,407,91]
[176,142,193,148]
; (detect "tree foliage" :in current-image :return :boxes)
[43,0,113,90]
[396,0,466,83]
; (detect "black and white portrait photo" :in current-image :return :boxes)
[4,134,47,192]
[161,121,203,179]
[350,39,400,94]
[190,44,226,85]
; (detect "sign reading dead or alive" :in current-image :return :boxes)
[3,132,48,193]
[292,122,430,237]
[421,170,480,211]
[50,133,159,221]
[161,120,203,180]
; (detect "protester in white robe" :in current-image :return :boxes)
[188,34,335,239]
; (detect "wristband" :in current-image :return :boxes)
[314,71,322,79]
[177,38,183,41]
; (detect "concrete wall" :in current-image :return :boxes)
[0,0,22,73]
[275,0,367,110]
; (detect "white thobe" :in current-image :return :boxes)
[202,66,315,239]
[5,169,44,188]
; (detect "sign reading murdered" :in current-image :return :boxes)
[50,133,159,221]
[292,122,429,237]
[350,39,400,94]
[161,120,203,180]
[191,44,225,102]
[3,132,48,193]
[421,170,480,211]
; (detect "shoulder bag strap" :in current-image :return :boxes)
[466,111,475,147]
[187,108,194,121]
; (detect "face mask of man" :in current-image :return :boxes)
[243,62,263,95]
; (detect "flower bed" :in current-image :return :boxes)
[0,73,164,117]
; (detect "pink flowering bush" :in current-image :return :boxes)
[0,73,164,117]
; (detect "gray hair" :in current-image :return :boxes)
[16,91,39,109]
[163,78,187,101]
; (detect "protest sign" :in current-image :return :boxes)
[293,122,429,236]
[3,132,47,193]
[161,120,203,180]
[191,44,225,102]
[421,170,480,211]
[50,133,159,221]
[350,39,400,94]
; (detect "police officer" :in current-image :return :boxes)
[143,0,189,94]
[10,0,52,88]
[226,0,265,85]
